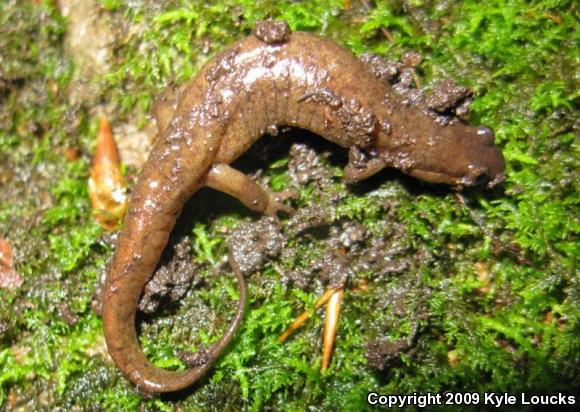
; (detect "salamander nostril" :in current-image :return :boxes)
[474,171,489,186]
[476,126,495,144]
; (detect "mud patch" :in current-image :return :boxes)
[227,218,285,275]
[252,20,292,44]
[138,236,199,314]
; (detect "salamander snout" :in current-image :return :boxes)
[469,167,491,187]
[396,123,506,190]
[463,162,505,189]
[462,139,506,189]
[475,126,506,188]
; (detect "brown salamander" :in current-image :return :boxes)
[103,20,506,393]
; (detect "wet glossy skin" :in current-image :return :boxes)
[102,20,505,393]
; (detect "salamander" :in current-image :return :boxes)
[102,20,506,393]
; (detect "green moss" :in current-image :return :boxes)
[1,0,578,410]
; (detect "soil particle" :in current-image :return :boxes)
[394,68,415,90]
[288,143,333,185]
[206,49,238,83]
[365,322,422,371]
[286,268,314,290]
[402,51,422,68]
[178,348,211,367]
[337,221,367,248]
[346,145,371,171]
[252,20,292,44]
[227,218,285,275]
[377,259,409,275]
[138,236,199,314]
[287,203,332,236]
[357,235,411,279]
[358,50,476,138]
[425,79,473,119]
[317,254,353,288]
[91,269,107,316]
[337,99,376,149]
[359,52,401,83]
[364,339,409,371]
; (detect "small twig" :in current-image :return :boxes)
[543,12,562,24]
[411,71,421,88]
[278,287,342,342]
[321,288,344,371]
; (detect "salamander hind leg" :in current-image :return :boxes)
[204,164,297,224]
[263,190,298,222]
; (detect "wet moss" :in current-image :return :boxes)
[0,0,578,410]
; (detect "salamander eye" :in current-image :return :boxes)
[476,126,495,144]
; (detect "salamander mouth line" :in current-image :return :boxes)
[408,169,461,186]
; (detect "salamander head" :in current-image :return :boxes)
[377,123,506,190]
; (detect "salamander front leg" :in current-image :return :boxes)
[343,146,387,184]
[204,164,297,224]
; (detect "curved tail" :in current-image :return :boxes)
[102,135,246,392]
[103,244,246,393]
